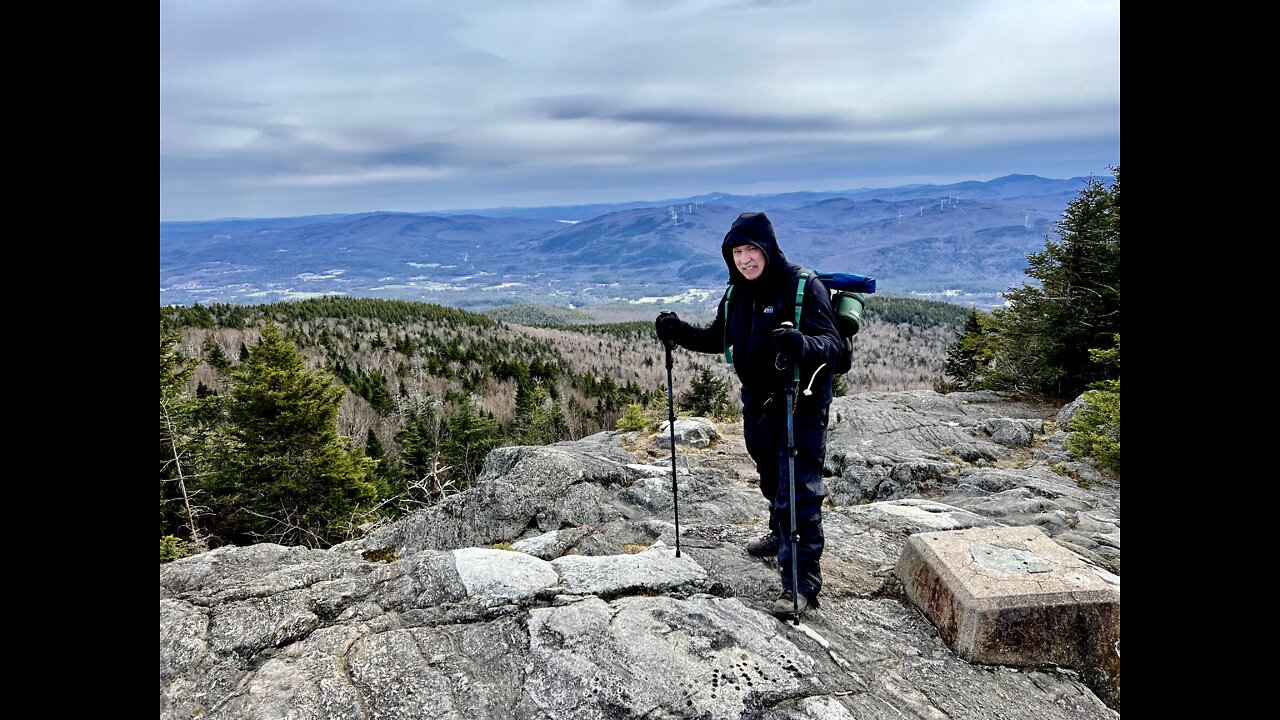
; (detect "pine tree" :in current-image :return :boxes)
[369,369,394,414]
[361,427,397,506]
[203,323,377,547]
[682,366,731,418]
[364,428,385,462]
[203,335,231,370]
[943,308,998,390]
[395,403,445,500]
[1067,335,1120,473]
[997,167,1120,397]
[616,403,650,431]
[512,379,569,445]
[441,401,502,489]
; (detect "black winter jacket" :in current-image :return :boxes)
[674,212,844,411]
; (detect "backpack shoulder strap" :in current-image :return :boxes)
[794,271,809,327]
[790,272,809,384]
[722,285,735,365]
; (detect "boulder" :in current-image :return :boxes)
[657,416,720,449]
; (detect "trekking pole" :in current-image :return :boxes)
[779,321,801,625]
[659,312,682,558]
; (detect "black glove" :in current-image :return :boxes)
[655,312,683,347]
[772,326,805,364]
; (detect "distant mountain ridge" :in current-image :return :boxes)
[402,173,1099,220]
[160,174,1104,309]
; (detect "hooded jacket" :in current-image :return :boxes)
[676,212,844,410]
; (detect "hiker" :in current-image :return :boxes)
[655,211,843,616]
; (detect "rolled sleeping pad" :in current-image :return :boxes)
[816,272,876,294]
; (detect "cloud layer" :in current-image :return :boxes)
[160,0,1120,220]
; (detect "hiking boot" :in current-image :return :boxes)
[745,531,780,557]
[772,591,809,618]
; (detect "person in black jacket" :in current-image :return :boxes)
[656,211,843,616]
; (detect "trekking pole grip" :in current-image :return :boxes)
[658,311,678,364]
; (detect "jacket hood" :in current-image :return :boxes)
[722,211,788,286]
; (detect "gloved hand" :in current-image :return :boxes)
[772,326,805,364]
[655,312,683,346]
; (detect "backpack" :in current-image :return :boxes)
[722,270,876,376]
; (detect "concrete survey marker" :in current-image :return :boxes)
[895,525,1120,709]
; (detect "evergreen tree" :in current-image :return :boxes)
[616,403,650,432]
[361,427,396,505]
[512,379,569,445]
[1067,335,1120,473]
[441,401,502,489]
[365,369,395,414]
[395,402,445,499]
[999,168,1120,397]
[203,335,231,370]
[190,381,224,430]
[682,366,731,418]
[393,334,416,356]
[203,323,377,547]
[943,308,1000,391]
[364,428,385,462]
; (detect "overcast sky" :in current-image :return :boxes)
[159,0,1120,221]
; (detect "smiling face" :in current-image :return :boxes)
[732,244,766,281]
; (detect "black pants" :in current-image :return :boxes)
[743,398,828,600]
